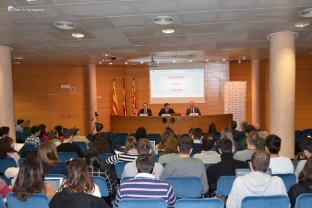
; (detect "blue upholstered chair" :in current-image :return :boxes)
[295,193,312,208]
[115,162,128,179]
[120,176,134,183]
[87,142,94,149]
[72,142,87,152]
[204,163,212,170]
[98,153,113,160]
[86,135,93,142]
[45,174,67,179]
[241,195,290,208]
[92,176,109,197]
[273,173,296,191]
[0,196,5,208]
[57,152,78,163]
[216,176,235,196]
[114,133,128,139]
[147,133,160,144]
[174,198,224,208]
[104,132,115,141]
[0,158,17,174]
[119,198,167,208]
[6,193,50,208]
[165,176,201,198]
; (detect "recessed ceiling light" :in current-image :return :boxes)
[162,29,175,34]
[222,59,226,61]
[109,63,112,65]
[206,59,209,62]
[298,8,312,18]
[295,22,310,28]
[173,60,176,63]
[54,21,76,30]
[98,61,102,64]
[153,16,174,25]
[27,0,37,2]
[125,62,128,64]
[140,62,143,64]
[72,33,84,38]
[189,59,192,62]
[13,62,21,64]
[14,57,24,60]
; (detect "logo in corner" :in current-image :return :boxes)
[8,6,14,11]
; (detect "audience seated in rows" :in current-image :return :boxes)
[158,138,179,164]
[240,125,265,150]
[206,138,248,197]
[106,136,138,165]
[265,134,294,174]
[72,126,89,146]
[0,136,20,165]
[122,138,163,180]
[15,119,24,133]
[288,156,312,208]
[160,137,208,194]
[234,131,259,161]
[90,132,115,155]
[191,128,203,154]
[114,154,176,208]
[56,129,84,158]
[37,140,67,175]
[294,136,312,180]
[193,133,220,164]
[156,130,174,153]
[226,150,287,208]
[24,125,41,149]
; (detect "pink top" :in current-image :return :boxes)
[7,152,20,166]
[0,178,11,199]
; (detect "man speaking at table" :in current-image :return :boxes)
[186,101,201,115]
[137,102,152,116]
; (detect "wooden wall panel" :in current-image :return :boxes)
[259,60,270,132]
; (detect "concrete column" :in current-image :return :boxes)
[0,46,16,141]
[88,64,97,134]
[251,60,260,126]
[268,32,297,158]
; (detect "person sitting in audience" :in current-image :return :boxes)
[207,123,220,139]
[226,150,287,208]
[230,121,240,138]
[49,158,110,208]
[121,138,164,180]
[288,157,312,208]
[220,127,236,152]
[265,134,294,174]
[56,129,84,158]
[158,138,179,164]
[193,133,220,164]
[47,129,62,146]
[0,126,10,137]
[54,125,64,142]
[206,138,248,197]
[15,119,24,133]
[233,120,248,142]
[134,126,147,142]
[255,124,269,139]
[106,136,138,165]
[191,128,203,154]
[294,136,312,180]
[12,157,56,201]
[39,124,48,141]
[114,154,176,208]
[91,123,105,142]
[85,152,117,199]
[37,140,67,175]
[156,130,174,153]
[240,125,265,150]
[22,120,32,136]
[72,126,89,146]
[0,136,20,165]
[0,178,11,201]
[90,132,115,155]
[234,131,259,161]
[25,125,41,149]
[160,137,208,194]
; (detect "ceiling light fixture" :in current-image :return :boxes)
[238,59,241,64]
[27,0,37,2]
[109,63,112,65]
[98,61,102,64]
[173,60,176,63]
[54,21,76,30]
[125,62,128,64]
[72,33,84,38]
[242,56,246,60]
[14,57,24,60]
[153,16,174,25]
[295,22,310,28]
[162,29,175,34]
[205,59,209,62]
[298,8,312,18]
[13,62,21,64]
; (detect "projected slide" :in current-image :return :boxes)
[149,68,205,103]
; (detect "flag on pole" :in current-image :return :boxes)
[112,79,119,115]
[122,78,127,115]
[131,78,137,116]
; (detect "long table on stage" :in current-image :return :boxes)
[110,114,233,135]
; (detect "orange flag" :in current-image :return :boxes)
[112,79,119,115]
[122,79,127,115]
[131,78,137,116]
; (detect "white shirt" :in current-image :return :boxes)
[269,156,294,174]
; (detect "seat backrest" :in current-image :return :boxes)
[104,132,115,141]
[16,131,28,143]
[120,176,134,183]
[114,133,128,139]
[72,142,87,152]
[216,176,236,196]
[204,163,212,170]
[98,153,113,160]
[115,162,128,179]
[18,158,25,166]
[57,152,78,163]
[87,142,94,149]
[0,158,17,174]
[92,176,109,197]
[119,198,167,208]
[272,173,296,191]
[6,193,49,208]
[295,193,312,208]
[174,198,224,208]
[44,173,67,179]
[0,195,5,208]
[165,176,201,198]
[241,195,290,208]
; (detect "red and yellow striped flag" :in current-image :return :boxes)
[131,78,137,116]
[112,79,119,115]
[122,79,127,115]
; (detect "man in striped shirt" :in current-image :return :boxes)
[114,154,176,208]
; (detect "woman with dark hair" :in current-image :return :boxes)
[37,140,67,175]
[134,127,147,142]
[85,152,117,197]
[0,126,10,137]
[47,129,61,146]
[288,157,312,208]
[158,138,179,163]
[106,136,138,165]
[12,157,56,201]
[90,132,115,155]
[39,124,48,141]
[156,130,174,153]
[54,125,64,142]
[0,136,20,165]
